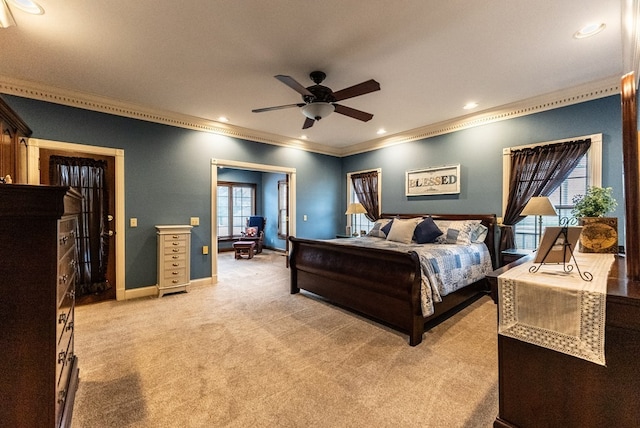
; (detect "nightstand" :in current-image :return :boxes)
[500,248,534,267]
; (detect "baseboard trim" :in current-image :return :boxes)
[123,277,214,300]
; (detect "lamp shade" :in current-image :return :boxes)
[345,202,367,215]
[0,0,16,28]
[521,196,558,216]
[302,102,335,121]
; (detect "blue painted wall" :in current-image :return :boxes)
[342,95,624,242]
[3,95,342,289]
[3,93,625,289]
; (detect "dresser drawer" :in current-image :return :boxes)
[164,239,186,252]
[163,267,187,283]
[57,295,74,346]
[57,250,77,306]
[58,218,77,257]
[164,253,186,263]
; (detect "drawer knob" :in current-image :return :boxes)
[172,235,179,238]
[172,279,179,284]
[172,271,179,275]
[172,242,179,246]
[172,255,179,259]
[172,249,179,252]
[172,263,179,267]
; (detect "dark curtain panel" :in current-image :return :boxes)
[351,170,380,221]
[500,138,591,251]
[50,156,110,296]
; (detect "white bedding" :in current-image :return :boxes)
[326,237,493,316]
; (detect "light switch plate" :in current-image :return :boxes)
[130,218,138,227]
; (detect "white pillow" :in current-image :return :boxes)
[386,217,422,244]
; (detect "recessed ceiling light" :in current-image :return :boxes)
[300,135,308,140]
[377,129,386,135]
[8,0,44,15]
[463,102,478,110]
[217,116,229,123]
[574,23,606,39]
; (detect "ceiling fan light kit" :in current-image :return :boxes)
[0,0,43,28]
[301,102,335,121]
[252,71,380,129]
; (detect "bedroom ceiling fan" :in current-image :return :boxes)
[252,71,380,129]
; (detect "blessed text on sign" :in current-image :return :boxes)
[405,164,461,196]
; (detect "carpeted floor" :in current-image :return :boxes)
[71,250,498,427]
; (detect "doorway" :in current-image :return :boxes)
[27,138,126,301]
[40,149,116,304]
[210,159,296,284]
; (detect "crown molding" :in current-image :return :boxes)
[339,76,621,156]
[0,74,620,158]
[0,76,342,156]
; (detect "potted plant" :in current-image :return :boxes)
[572,186,618,253]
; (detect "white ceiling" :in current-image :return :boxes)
[0,0,627,154]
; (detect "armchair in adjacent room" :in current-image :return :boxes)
[241,216,266,253]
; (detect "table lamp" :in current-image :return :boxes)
[345,202,367,236]
[521,196,558,246]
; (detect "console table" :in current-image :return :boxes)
[487,255,640,427]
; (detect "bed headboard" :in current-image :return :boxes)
[380,213,498,269]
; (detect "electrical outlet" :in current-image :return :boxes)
[130,218,138,227]
[303,214,308,221]
[190,217,200,226]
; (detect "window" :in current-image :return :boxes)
[217,182,256,239]
[277,179,288,239]
[503,134,602,250]
[346,168,381,236]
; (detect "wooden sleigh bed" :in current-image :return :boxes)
[289,213,498,346]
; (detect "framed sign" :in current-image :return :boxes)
[405,164,460,196]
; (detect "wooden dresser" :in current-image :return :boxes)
[0,184,81,428]
[488,255,640,427]
[156,225,192,297]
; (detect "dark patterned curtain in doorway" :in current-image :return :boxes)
[50,156,110,296]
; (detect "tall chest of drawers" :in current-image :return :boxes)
[0,184,81,428]
[156,225,192,297]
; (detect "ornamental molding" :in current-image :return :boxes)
[0,74,620,157]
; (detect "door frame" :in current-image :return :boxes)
[27,138,126,300]
[210,158,296,283]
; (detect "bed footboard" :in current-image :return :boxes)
[289,237,425,345]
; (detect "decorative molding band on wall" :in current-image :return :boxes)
[340,76,621,156]
[0,74,620,158]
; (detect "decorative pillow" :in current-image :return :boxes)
[434,220,481,244]
[413,217,443,244]
[368,218,392,238]
[380,218,394,236]
[386,217,422,244]
[245,227,258,237]
[471,223,489,243]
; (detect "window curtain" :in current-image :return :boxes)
[351,170,380,221]
[500,138,591,251]
[50,156,110,297]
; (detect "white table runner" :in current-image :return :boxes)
[498,253,614,366]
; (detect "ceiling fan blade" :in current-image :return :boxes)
[275,75,314,97]
[332,79,380,102]
[252,103,305,113]
[333,104,374,122]
[302,117,315,129]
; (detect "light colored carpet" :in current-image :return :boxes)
[71,250,498,427]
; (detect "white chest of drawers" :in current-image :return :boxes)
[156,225,192,297]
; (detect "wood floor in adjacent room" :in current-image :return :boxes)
[71,250,498,427]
